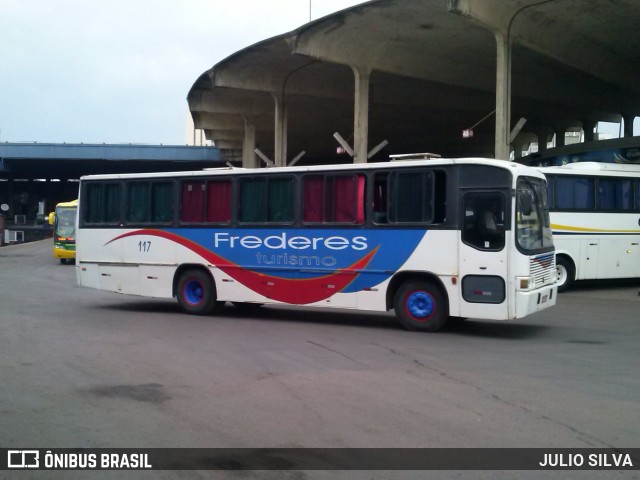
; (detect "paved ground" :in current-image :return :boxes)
[1,240,639,480]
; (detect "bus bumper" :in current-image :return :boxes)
[515,284,557,318]
[53,245,76,260]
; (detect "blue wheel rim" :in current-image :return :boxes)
[184,279,204,305]
[405,291,435,321]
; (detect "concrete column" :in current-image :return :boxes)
[494,32,511,160]
[536,129,550,153]
[623,113,635,137]
[242,117,257,168]
[554,126,566,147]
[272,92,288,167]
[582,120,596,142]
[512,138,527,159]
[352,65,371,164]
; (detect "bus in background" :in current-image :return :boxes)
[48,199,78,264]
[538,162,640,291]
[75,157,557,332]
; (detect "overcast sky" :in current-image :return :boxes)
[0,0,365,145]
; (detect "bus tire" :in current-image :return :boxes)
[394,280,448,332]
[555,256,574,292]
[176,269,222,315]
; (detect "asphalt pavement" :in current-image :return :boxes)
[1,240,638,480]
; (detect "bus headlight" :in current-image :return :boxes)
[517,276,534,291]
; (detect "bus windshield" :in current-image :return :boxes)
[55,206,77,241]
[516,177,553,252]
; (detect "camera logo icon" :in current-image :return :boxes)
[7,450,40,468]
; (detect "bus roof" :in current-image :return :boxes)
[537,162,640,175]
[56,199,79,208]
[79,157,545,181]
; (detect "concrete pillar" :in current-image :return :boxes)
[623,113,635,137]
[272,92,288,167]
[553,125,566,147]
[512,138,527,159]
[352,65,371,164]
[494,32,511,160]
[536,130,549,153]
[242,117,257,168]
[582,120,596,142]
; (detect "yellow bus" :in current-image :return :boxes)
[48,199,78,264]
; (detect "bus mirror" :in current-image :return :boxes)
[48,212,55,225]
[519,193,533,216]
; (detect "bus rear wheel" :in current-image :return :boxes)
[176,269,223,315]
[394,281,448,332]
[555,256,575,292]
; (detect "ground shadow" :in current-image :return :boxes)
[94,300,551,339]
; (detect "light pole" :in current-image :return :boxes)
[309,0,312,21]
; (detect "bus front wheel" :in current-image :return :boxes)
[176,269,223,315]
[394,281,448,332]
[555,256,575,292]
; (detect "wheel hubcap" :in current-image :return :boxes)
[184,280,204,305]
[406,291,435,320]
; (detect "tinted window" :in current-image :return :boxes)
[302,174,364,224]
[598,178,633,211]
[126,181,174,224]
[83,182,122,224]
[556,176,594,210]
[239,176,294,224]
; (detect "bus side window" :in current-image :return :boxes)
[206,180,232,223]
[598,178,633,211]
[127,182,149,223]
[302,174,364,224]
[373,169,445,225]
[181,181,205,223]
[151,182,174,223]
[239,176,294,224]
[372,173,388,224]
[546,175,555,209]
[84,182,121,224]
[556,176,594,210]
[125,181,173,224]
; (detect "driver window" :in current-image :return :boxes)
[462,192,505,250]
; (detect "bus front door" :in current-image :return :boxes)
[458,191,509,319]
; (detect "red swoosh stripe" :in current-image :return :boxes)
[107,229,378,304]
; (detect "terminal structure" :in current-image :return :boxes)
[0,143,220,243]
[188,0,640,167]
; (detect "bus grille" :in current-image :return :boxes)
[530,253,556,287]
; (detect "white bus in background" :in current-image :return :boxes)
[538,162,640,291]
[75,157,557,332]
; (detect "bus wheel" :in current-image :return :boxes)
[176,269,222,315]
[394,281,448,332]
[555,256,574,293]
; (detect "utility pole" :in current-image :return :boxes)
[309,0,312,21]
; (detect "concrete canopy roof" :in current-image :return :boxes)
[188,0,640,165]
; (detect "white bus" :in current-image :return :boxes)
[539,162,640,291]
[75,157,557,332]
